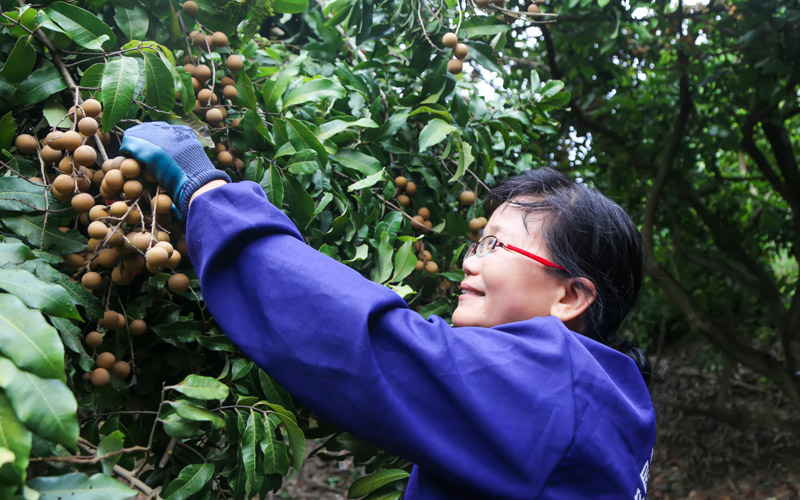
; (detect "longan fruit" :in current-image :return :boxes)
[106,228,124,247]
[82,98,102,117]
[86,238,103,253]
[120,158,141,179]
[153,194,172,215]
[405,182,417,195]
[411,215,426,231]
[111,265,134,285]
[220,76,236,87]
[111,360,131,379]
[459,190,476,205]
[423,220,433,229]
[442,32,458,48]
[87,221,108,239]
[104,169,125,190]
[182,0,199,17]
[86,331,103,349]
[415,260,425,271]
[397,194,410,207]
[492,0,505,5]
[44,131,65,149]
[155,230,170,243]
[469,217,486,231]
[226,54,244,72]
[193,33,209,51]
[71,192,95,213]
[195,64,212,82]
[82,271,102,290]
[62,131,83,152]
[527,3,541,13]
[54,174,75,194]
[57,156,74,174]
[394,176,407,189]
[205,107,224,125]
[131,232,152,252]
[223,85,238,99]
[78,117,98,136]
[413,240,423,252]
[424,261,439,274]
[420,250,432,262]
[91,368,110,387]
[183,63,197,76]
[191,77,201,93]
[98,310,120,330]
[109,201,128,218]
[97,248,120,268]
[167,273,190,293]
[74,145,97,167]
[96,351,116,369]
[124,207,141,225]
[417,207,431,220]
[129,319,147,336]
[155,241,174,257]
[217,151,234,167]
[454,43,469,60]
[123,180,143,199]
[122,254,145,273]
[40,145,62,163]
[146,247,169,268]
[197,88,213,103]
[166,250,182,269]
[447,59,463,75]
[64,253,85,271]
[15,134,38,154]
[211,31,228,48]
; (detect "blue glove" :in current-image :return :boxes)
[120,122,231,218]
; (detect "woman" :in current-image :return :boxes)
[122,123,656,499]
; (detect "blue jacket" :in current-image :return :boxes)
[187,182,657,499]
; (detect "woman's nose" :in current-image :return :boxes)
[462,251,480,275]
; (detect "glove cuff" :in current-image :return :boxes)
[179,169,232,218]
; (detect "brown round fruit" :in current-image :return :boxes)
[54,174,75,194]
[89,205,109,221]
[223,85,238,99]
[211,31,228,48]
[527,3,542,13]
[62,131,83,152]
[454,43,469,60]
[71,192,95,213]
[109,201,128,218]
[146,247,169,268]
[123,180,143,199]
[168,273,190,293]
[106,229,123,247]
[120,158,141,179]
[226,54,244,72]
[104,169,125,190]
[415,260,424,271]
[15,134,38,154]
[153,194,172,215]
[468,217,486,231]
[96,352,116,369]
[82,99,102,117]
[475,0,490,6]
[111,360,131,379]
[447,59,463,75]
[97,248,120,268]
[87,221,109,240]
[167,250,182,269]
[397,194,410,207]
[220,76,236,87]
[64,253,85,271]
[91,368,110,387]
[182,0,199,16]
[459,190,476,205]
[86,331,103,349]
[411,215,426,231]
[205,107,224,125]
[394,176,407,189]
[78,117,99,136]
[420,250,432,261]
[424,261,439,274]
[99,310,121,329]
[195,64,212,82]
[405,181,417,195]
[111,265,134,285]
[131,232,152,252]
[40,145,62,163]
[417,207,431,220]
[217,151,234,167]
[129,319,147,336]
[442,32,458,48]
[73,145,97,167]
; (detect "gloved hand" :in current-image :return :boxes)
[120,122,231,218]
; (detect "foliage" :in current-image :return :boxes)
[0,0,569,497]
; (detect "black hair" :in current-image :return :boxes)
[484,167,652,385]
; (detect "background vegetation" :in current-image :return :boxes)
[0,0,796,498]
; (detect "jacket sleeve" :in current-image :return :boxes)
[186,182,576,499]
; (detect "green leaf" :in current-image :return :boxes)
[236,71,258,111]
[143,52,175,112]
[25,261,103,321]
[164,463,214,500]
[101,56,139,132]
[168,400,225,429]
[96,430,124,476]
[16,66,67,107]
[0,357,78,451]
[347,469,410,498]
[168,375,229,400]
[48,315,93,373]
[273,0,309,14]
[468,41,505,76]
[331,149,382,176]
[241,410,264,496]
[348,169,385,192]
[114,5,149,40]
[418,119,457,152]
[540,80,565,100]
[389,239,416,283]
[261,72,292,114]
[0,293,65,380]
[0,269,80,320]
[317,118,379,141]
[2,214,86,254]
[44,2,116,51]
[257,371,295,412]
[261,416,290,475]
[460,16,513,37]
[449,141,474,183]
[376,231,393,283]
[0,391,31,486]
[286,118,328,166]
[27,472,135,500]
[0,177,67,213]
[263,403,305,473]
[176,67,195,115]
[242,110,271,151]
[0,37,36,84]
[283,78,345,109]
[260,165,284,207]
[0,112,16,151]
[151,319,202,345]
[408,105,452,122]
[286,149,320,175]
[0,240,35,266]
[363,490,403,500]
[79,63,105,100]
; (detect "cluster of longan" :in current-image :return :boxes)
[413,240,439,274]
[180,0,245,167]
[474,0,544,24]
[410,206,435,234]
[442,32,469,75]
[82,315,145,387]
[393,175,418,208]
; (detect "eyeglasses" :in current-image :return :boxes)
[464,235,567,271]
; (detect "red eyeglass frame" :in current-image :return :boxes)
[466,235,567,272]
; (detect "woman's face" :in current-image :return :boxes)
[452,202,566,328]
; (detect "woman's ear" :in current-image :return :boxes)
[550,277,597,332]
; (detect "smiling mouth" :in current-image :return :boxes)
[459,288,484,297]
